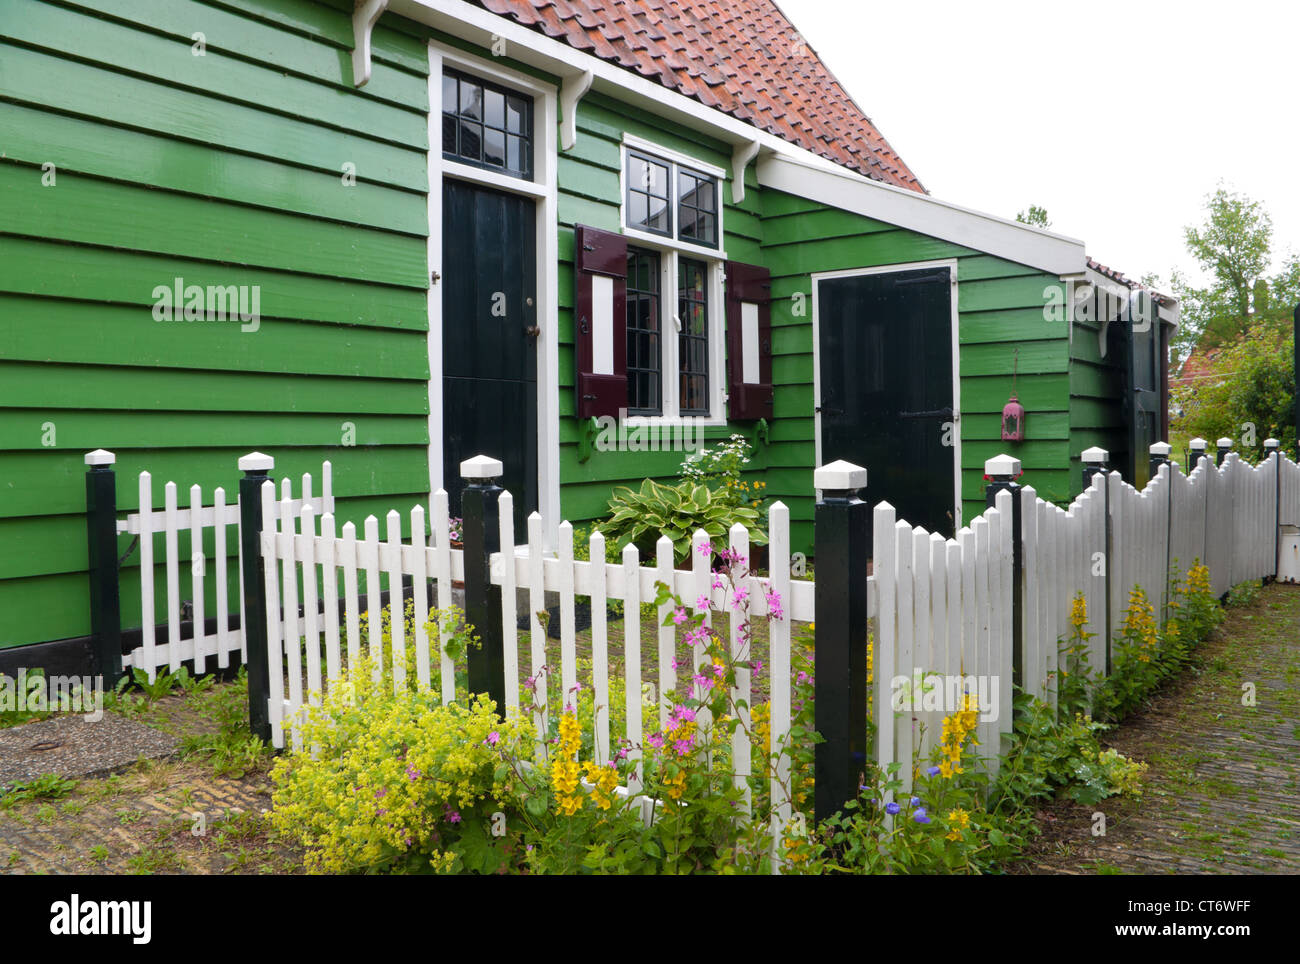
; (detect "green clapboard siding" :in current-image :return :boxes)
[0,0,433,649]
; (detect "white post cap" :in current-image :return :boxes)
[238,451,275,472]
[1264,438,1280,449]
[1081,446,1109,464]
[814,459,867,491]
[1188,437,1207,450]
[1216,437,1233,448]
[84,449,115,467]
[984,454,1022,477]
[460,454,504,479]
[1149,441,1172,456]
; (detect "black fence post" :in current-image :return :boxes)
[84,450,123,687]
[1266,437,1281,579]
[983,454,1022,691]
[1081,447,1111,674]
[460,455,505,715]
[813,459,869,825]
[1215,437,1233,468]
[1188,437,1208,471]
[238,452,274,744]
[1149,441,1171,481]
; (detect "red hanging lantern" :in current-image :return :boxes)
[1000,348,1026,442]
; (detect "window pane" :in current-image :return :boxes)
[648,195,670,233]
[442,75,458,113]
[442,113,458,154]
[628,192,648,231]
[626,247,663,415]
[459,81,482,120]
[484,89,505,129]
[507,134,522,173]
[483,128,506,167]
[678,257,710,415]
[459,120,482,162]
[507,96,527,133]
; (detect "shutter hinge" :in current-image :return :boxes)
[430,270,441,285]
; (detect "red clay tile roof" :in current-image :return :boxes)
[472,0,925,191]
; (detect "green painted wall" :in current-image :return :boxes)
[0,0,435,648]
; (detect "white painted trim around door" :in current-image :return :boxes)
[427,41,561,547]
[810,259,963,530]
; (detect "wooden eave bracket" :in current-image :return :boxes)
[352,0,389,88]
[731,139,760,204]
[560,69,594,151]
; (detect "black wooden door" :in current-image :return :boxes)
[1126,304,1162,489]
[817,267,955,538]
[442,178,538,525]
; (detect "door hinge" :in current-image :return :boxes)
[430,270,441,285]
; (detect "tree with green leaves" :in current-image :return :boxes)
[1015,205,1051,228]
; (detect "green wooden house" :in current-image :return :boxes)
[0,0,1176,662]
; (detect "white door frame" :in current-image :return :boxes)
[427,40,560,544]
[810,259,963,530]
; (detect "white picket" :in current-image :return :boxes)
[729,522,752,814]
[280,493,303,750]
[300,504,322,706]
[622,542,643,792]
[214,485,230,671]
[321,512,341,684]
[926,531,947,762]
[342,521,361,674]
[528,512,547,737]
[432,490,454,704]
[385,510,405,691]
[768,501,793,847]
[410,505,429,691]
[894,519,915,791]
[558,521,577,709]
[589,528,609,763]
[260,479,285,749]
[872,503,897,786]
[655,535,675,728]
[498,493,519,713]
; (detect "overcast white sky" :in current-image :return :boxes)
[780,0,1300,291]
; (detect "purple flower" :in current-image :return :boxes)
[406,765,421,782]
[925,765,941,777]
[885,802,901,815]
[446,809,461,824]
[374,786,388,800]
[913,808,930,824]
[909,796,920,807]
[486,731,500,746]
[697,541,714,557]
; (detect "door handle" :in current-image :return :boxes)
[525,326,541,338]
[816,406,844,416]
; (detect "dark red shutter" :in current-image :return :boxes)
[725,260,773,420]
[574,225,628,418]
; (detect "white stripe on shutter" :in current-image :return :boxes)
[592,275,614,376]
[741,301,759,383]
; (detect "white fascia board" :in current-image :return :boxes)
[758,152,1088,277]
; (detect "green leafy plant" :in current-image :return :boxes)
[597,478,766,565]
[0,773,78,810]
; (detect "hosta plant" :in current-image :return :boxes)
[597,478,766,565]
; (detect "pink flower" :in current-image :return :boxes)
[695,594,710,611]
[753,659,764,675]
[406,765,421,782]
[711,575,725,591]
[732,587,749,610]
[445,808,461,824]
[765,586,785,620]
[697,541,713,557]
[647,733,665,749]
[486,731,500,746]
[672,607,688,625]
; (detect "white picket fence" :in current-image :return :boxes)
[117,462,332,680]
[251,449,1300,816]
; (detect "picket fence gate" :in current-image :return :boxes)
[85,451,333,681]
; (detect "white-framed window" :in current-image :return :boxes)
[619,136,727,422]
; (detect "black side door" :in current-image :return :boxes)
[817,267,956,537]
[442,178,538,526]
